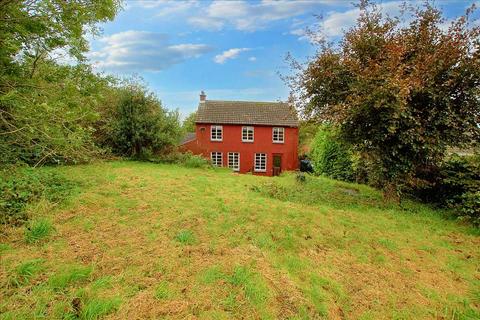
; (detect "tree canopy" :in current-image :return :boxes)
[1,1,182,166]
[288,1,480,198]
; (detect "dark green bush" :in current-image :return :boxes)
[439,155,480,226]
[0,167,76,225]
[310,125,354,182]
[102,86,182,159]
[183,154,210,168]
[410,154,480,226]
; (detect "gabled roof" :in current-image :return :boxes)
[180,132,196,145]
[195,100,299,127]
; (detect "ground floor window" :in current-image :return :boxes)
[254,153,267,172]
[228,152,240,171]
[211,152,222,167]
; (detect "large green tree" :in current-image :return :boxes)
[182,111,197,133]
[0,0,121,165]
[105,85,182,158]
[289,1,480,199]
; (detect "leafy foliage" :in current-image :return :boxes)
[412,155,480,226]
[182,111,197,133]
[99,85,182,158]
[1,2,184,170]
[1,1,121,166]
[1,63,112,165]
[298,120,318,155]
[288,1,480,198]
[150,152,210,168]
[310,125,354,182]
[0,167,76,224]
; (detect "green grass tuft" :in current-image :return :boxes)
[9,259,44,286]
[80,297,121,320]
[49,265,93,290]
[227,266,270,307]
[174,229,196,245]
[24,219,53,243]
[154,280,172,300]
[199,265,225,285]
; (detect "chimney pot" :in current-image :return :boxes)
[200,90,206,102]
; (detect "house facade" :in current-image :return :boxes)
[180,92,299,176]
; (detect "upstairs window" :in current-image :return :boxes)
[211,152,223,167]
[272,127,284,143]
[228,152,240,171]
[211,125,223,141]
[254,153,267,172]
[242,126,254,142]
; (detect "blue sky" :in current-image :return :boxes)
[87,0,478,117]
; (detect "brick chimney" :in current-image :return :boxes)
[200,90,206,102]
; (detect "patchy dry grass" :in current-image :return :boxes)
[0,161,479,319]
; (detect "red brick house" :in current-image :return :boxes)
[180,92,299,176]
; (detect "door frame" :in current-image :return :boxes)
[272,153,282,176]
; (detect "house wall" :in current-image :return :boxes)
[184,123,298,176]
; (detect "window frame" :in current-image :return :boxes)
[210,152,223,167]
[272,127,285,143]
[210,125,223,141]
[228,152,240,172]
[254,153,267,172]
[242,126,254,142]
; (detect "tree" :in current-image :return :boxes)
[0,0,121,165]
[0,61,116,165]
[310,125,354,182]
[182,111,197,133]
[288,1,480,200]
[106,85,182,158]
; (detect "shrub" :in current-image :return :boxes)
[310,125,354,182]
[410,154,480,226]
[183,154,209,168]
[0,167,76,225]
[102,85,182,158]
[439,155,480,226]
[459,192,480,226]
[153,152,210,168]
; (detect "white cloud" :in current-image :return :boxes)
[213,48,250,64]
[188,16,225,30]
[248,56,257,62]
[188,0,328,32]
[320,2,406,37]
[89,30,212,72]
[155,0,198,17]
[126,0,199,18]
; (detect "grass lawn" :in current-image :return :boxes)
[1,161,479,319]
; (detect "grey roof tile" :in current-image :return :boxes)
[195,100,299,127]
[180,132,196,144]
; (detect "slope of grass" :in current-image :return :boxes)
[0,161,478,319]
